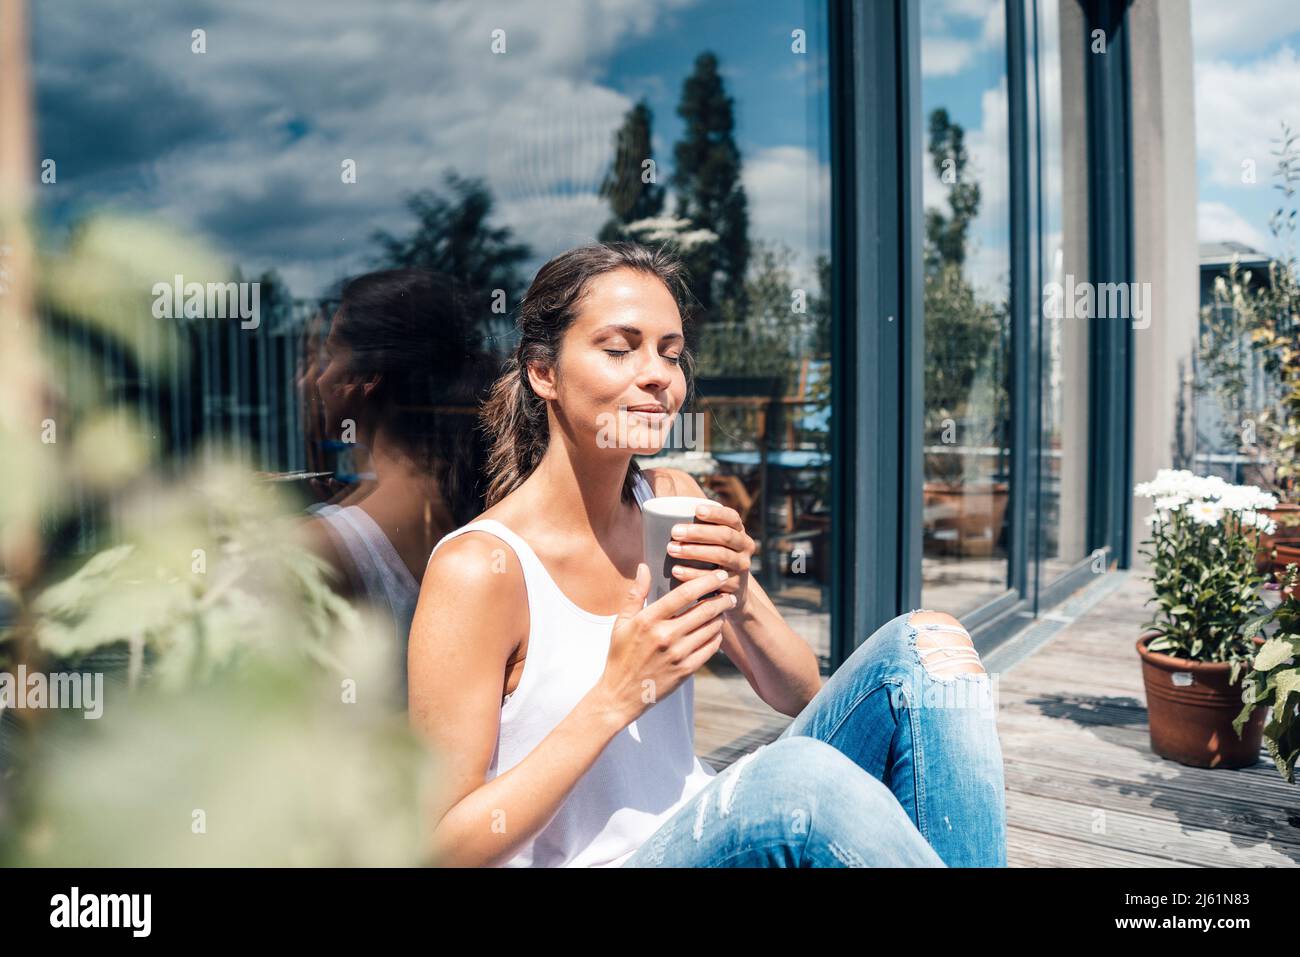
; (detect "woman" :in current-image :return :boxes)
[300,268,495,696]
[408,242,1007,867]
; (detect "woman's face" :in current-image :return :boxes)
[533,267,688,457]
[315,316,360,438]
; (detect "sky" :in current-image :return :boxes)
[29,0,1291,306]
[29,0,831,301]
[919,0,1013,302]
[1191,0,1300,254]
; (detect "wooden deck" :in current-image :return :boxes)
[692,570,1300,866]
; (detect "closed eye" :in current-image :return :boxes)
[604,349,681,366]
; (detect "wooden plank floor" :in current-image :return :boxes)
[692,571,1300,866]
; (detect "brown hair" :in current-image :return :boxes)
[478,241,697,508]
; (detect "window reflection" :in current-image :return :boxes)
[920,0,1014,615]
[1035,0,1090,582]
[31,0,835,667]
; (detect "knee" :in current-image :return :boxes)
[907,610,987,678]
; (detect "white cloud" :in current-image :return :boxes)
[922,36,979,77]
[742,145,830,289]
[924,0,997,27]
[1198,200,1270,248]
[922,0,1004,77]
[1194,45,1300,190]
[33,0,703,298]
[1191,0,1300,59]
[980,2,1005,48]
[966,79,1010,232]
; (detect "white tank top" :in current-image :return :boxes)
[315,503,419,695]
[426,471,719,867]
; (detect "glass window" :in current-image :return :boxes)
[1034,0,1090,583]
[919,0,1014,615]
[29,1,834,658]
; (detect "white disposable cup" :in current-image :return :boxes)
[642,495,721,611]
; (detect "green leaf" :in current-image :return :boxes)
[1253,637,1297,672]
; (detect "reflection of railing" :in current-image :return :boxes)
[42,305,316,555]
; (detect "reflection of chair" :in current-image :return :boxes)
[702,473,756,529]
[770,512,829,583]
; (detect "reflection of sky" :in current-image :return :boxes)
[31,0,830,301]
[920,0,1010,302]
[1191,0,1300,253]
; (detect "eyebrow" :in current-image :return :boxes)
[592,324,684,344]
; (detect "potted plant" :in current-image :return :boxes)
[1134,469,1277,768]
[1235,563,1300,784]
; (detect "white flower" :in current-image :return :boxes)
[1154,495,1187,511]
[1216,484,1278,512]
[1135,470,1279,514]
[1135,469,1202,499]
[1187,500,1224,526]
[1241,510,1279,535]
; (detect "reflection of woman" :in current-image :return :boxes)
[300,269,493,690]
[410,242,1007,868]
[296,302,367,508]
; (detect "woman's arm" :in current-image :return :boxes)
[407,532,632,867]
[648,468,823,717]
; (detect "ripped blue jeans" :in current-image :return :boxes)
[619,609,1007,867]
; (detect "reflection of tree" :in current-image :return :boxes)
[598,100,667,241]
[923,108,1008,480]
[693,240,827,386]
[671,52,751,324]
[924,109,980,271]
[371,170,532,346]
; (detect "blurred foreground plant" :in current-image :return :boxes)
[1238,565,1300,784]
[0,208,441,865]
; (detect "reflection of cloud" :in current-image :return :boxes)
[31,0,701,298]
[980,2,1005,47]
[743,145,830,289]
[1192,0,1300,58]
[499,194,612,272]
[966,78,1009,228]
[921,0,1004,77]
[922,0,996,27]
[1198,201,1270,249]
[922,36,979,77]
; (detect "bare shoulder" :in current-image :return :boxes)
[421,529,527,601]
[415,530,528,654]
[642,467,708,498]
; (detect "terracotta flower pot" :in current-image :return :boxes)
[1256,504,1300,572]
[1272,542,1300,583]
[1136,632,1268,769]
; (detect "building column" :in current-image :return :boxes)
[1125,0,1199,567]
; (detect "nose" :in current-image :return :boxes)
[635,345,674,393]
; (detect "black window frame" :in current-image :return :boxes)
[826,0,1135,668]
